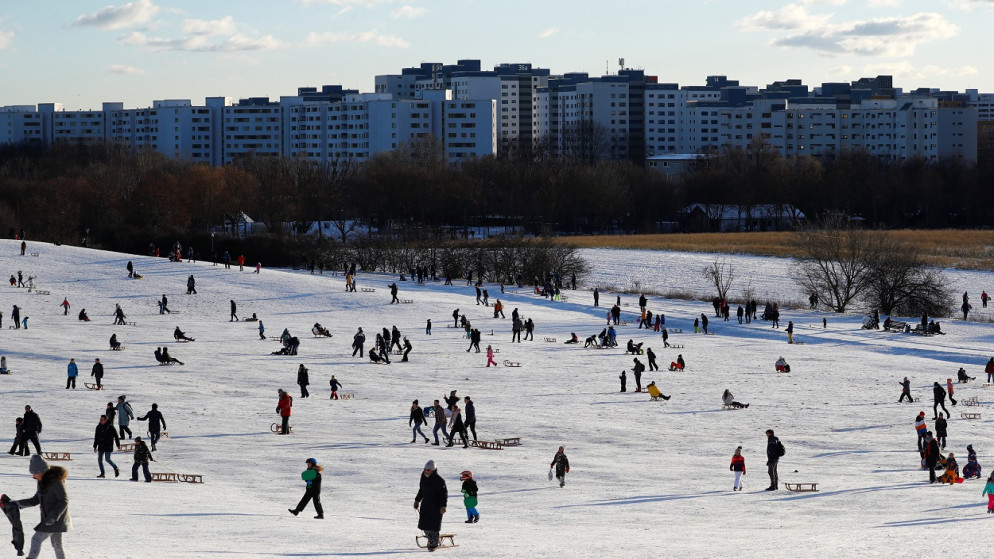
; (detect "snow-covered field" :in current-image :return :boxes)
[1,240,993,558]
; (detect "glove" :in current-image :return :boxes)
[440,507,446,514]
[566,468,570,473]
[413,501,419,510]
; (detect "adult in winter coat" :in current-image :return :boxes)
[700,313,709,334]
[186,275,197,295]
[410,400,429,443]
[93,415,121,478]
[460,471,479,523]
[288,458,324,519]
[935,413,948,449]
[414,460,448,551]
[402,337,412,362]
[933,382,951,419]
[276,389,292,435]
[116,395,134,439]
[550,447,570,488]
[173,327,194,342]
[329,376,342,400]
[137,403,166,451]
[130,436,154,482]
[730,446,746,491]
[20,406,42,456]
[391,326,403,351]
[632,358,645,392]
[765,429,782,490]
[915,412,928,452]
[66,359,78,390]
[352,328,365,357]
[511,318,522,343]
[646,348,658,371]
[15,455,71,558]
[229,300,238,322]
[431,400,449,446]
[924,432,941,483]
[899,377,913,403]
[987,358,994,384]
[447,405,469,448]
[389,282,399,304]
[297,365,310,398]
[463,396,477,441]
[90,358,104,390]
[786,321,794,344]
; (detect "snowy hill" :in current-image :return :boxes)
[0,240,991,558]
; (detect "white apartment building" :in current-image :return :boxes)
[0,105,45,145]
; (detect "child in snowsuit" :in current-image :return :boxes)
[486,346,497,367]
[550,446,570,488]
[963,445,982,479]
[460,471,479,523]
[130,436,154,482]
[938,453,959,484]
[983,472,994,513]
[730,446,746,491]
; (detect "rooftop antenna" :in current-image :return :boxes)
[619,58,625,72]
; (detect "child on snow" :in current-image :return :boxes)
[983,473,994,513]
[730,446,746,491]
[963,445,982,479]
[460,471,479,523]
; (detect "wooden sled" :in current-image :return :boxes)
[270,423,293,434]
[126,321,137,326]
[469,440,504,450]
[29,252,39,257]
[984,383,994,389]
[722,404,744,410]
[961,412,982,420]
[84,383,102,390]
[360,288,376,292]
[34,290,50,295]
[964,396,980,406]
[669,344,685,349]
[503,360,521,367]
[148,432,169,439]
[151,472,204,484]
[338,393,356,400]
[500,437,521,446]
[668,329,683,334]
[619,320,631,326]
[400,299,413,304]
[416,533,457,549]
[119,442,136,452]
[42,452,71,461]
[783,482,819,492]
[543,337,557,343]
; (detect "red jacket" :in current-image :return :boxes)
[237,255,246,266]
[730,455,746,473]
[986,360,994,375]
[277,393,292,417]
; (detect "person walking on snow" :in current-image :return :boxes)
[646,347,659,371]
[983,472,994,513]
[730,446,746,491]
[352,328,365,357]
[229,300,238,322]
[460,471,479,523]
[297,365,309,398]
[765,429,783,490]
[947,378,957,406]
[899,377,913,403]
[410,400,429,443]
[550,446,570,488]
[786,320,794,344]
[987,357,994,384]
[288,458,324,519]
[430,400,449,446]
[259,320,266,340]
[90,358,104,390]
[413,460,448,552]
[116,395,134,439]
[137,403,166,451]
[93,415,120,478]
[129,436,154,482]
[13,455,71,558]
[632,358,645,393]
[933,382,950,419]
[915,412,928,453]
[329,375,342,400]
[276,389,292,434]
[66,359,78,390]
[486,345,497,367]
[60,298,70,316]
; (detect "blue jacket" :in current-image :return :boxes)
[67,362,78,378]
[116,401,134,427]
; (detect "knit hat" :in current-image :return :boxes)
[306,457,317,465]
[135,436,142,442]
[424,460,436,471]
[28,454,48,475]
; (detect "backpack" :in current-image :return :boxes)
[775,440,786,457]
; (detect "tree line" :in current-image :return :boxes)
[0,139,991,255]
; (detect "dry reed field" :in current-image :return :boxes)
[559,230,994,271]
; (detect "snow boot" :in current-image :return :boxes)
[288,509,299,516]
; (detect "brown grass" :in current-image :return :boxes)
[559,230,994,271]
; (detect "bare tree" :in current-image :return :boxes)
[702,258,735,301]
[866,239,953,317]
[792,215,885,313]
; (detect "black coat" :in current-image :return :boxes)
[551,452,569,477]
[133,441,153,464]
[297,367,309,386]
[933,385,946,401]
[138,409,166,432]
[21,410,41,436]
[91,362,104,379]
[305,468,322,494]
[766,435,781,462]
[410,407,425,426]
[415,471,448,532]
[464,401,475,423]
[15,467,71,533]
[93,422,120,452]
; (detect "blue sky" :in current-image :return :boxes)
[1,0,992,110]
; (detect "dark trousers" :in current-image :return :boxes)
[300,385,309,398]
[149,430,161,449]
[899,390,912,402]
[94,377,102,389]
[927,461,938,482]
[634,373,642,392]
[23,434,40,455]
[402,348,411,362]
[281,416,290,434]
[768,458,779,488]
[120,425,132,439]
[465,419,477,441]
[933,400,950,418]
[132,461,151,481]
[648,358,658,371]
[67,376,76,389]
[353,344,363,357]
[917,433,926,453]
[8,434,26,456]
[294,489,323,516]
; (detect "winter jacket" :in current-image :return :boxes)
[91,362,104,379]
[722,392,735,406]
[304,465,322,493]
[15,467,71,533]
[461,479,478,508]
[730,455,746,473]
[415,470,448,532]
[137,409,166,432]
[133,440,153,464]
[551,452,570,477]
[93,422,120,452]
[915,416,927,435]
[277,393,293,417]
[934,384,947,401]
[647,384,664,399]
[67,362,78,378]
[924,438,941,465]
[983,481,994,496]
[116,401,134,427]
[986,359,994,375]
[766,436,782,462]
[410,407,425,426]
[464,401,476,423]
[297,366,309,387]
[935,417,948,437]
[449,410,465,432]
[330,378,342,391]
[21,410,41,436]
